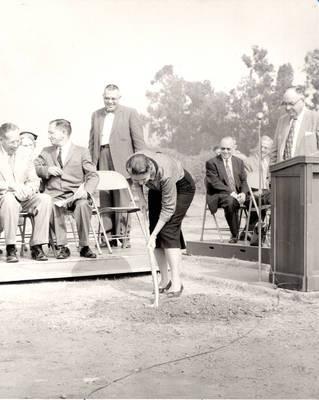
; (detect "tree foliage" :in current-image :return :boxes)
[304,49,319,110]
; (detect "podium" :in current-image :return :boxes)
[270,156,319,291]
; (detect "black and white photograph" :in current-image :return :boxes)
[0,0,319,398]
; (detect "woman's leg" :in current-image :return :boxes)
[164,247,182,291]
[154,248,170,288]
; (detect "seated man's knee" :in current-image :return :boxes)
[1,192,20,209]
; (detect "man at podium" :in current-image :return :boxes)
[271,86,319,164]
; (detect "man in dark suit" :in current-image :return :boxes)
[35,119,99,259]
[270,86,319,164]
[88,84,146,245]
[206,136,249,243]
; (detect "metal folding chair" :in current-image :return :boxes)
[90,171,147,254]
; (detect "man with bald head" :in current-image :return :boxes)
[206,136,249,243]
[89,84,146,246]
[271,86,319,164]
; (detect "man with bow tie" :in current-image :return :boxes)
[0,123,52,262]
[88,84,146,246]
[270,86,319,164]
[35,119,99,259]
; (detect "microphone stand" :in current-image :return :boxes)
[256,113,263,281]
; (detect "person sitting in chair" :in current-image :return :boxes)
[205,136,249,243]
[35,119,99,259]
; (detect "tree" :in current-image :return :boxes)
[145,65,229,154]
[304,49,319,110]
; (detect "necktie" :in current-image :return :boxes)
[283,118,297,161]
[225,159,237,193]
[57,147,63,169]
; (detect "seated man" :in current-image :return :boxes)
[0,123,52,263]
[35,119,99,259]
[244,135,273,245]
[206,136,249,243]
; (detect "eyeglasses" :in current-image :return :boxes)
[221,147,231,151]
[281,98,302,107]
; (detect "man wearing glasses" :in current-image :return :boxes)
[206,136,249,243]
[88,84,145,247]
[270,86,319,164]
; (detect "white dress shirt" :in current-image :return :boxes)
[100,112,115,145]
[291,106,305,157]
[57,139,72,165]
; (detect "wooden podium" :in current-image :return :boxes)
[270,156,319,291]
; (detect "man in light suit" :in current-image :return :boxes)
[206,136,249,243]
[270,86,319,164]
[35,119,99,259]
[0,123,52,262]
[89,84,146,245]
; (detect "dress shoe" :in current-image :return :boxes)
[31,245,48,261]
[0,248,3,255]
[56,246,71,259]
[80,246,97,258]
[159,280,172,294]
[228,237,238,244]
[6,245,18,263]
[167,284,184,298]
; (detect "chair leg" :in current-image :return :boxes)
[67,215,79,249]
[19,217,27,257]
[121,213,129,248]
[91,199,112,254]
[90,220,102,255]
[200,202,208,241]
[212,212,224,242]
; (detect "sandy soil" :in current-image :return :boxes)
[1,194,319,399]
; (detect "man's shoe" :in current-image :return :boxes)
[80,246,97,258]
[6,245,18,263]
[56,246,71,259]
[228,237,238,244]
[167,284,184,298]
[31,245,48,261]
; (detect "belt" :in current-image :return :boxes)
[100,144,110,149]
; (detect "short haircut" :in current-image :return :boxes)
[261,135,273,146]
[104,84,120,91]
[126,154,152,175]
[0,122,19,139]
[285,85,305,96]
[49,119,72,136]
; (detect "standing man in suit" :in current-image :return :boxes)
[89,84,146,245]
[206,136,249,243]
[271,86,319,164]
[0,123,52,262]
[35,119,99,259]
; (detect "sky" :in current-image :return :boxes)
[0,0,318,149]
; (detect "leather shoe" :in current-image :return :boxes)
[229,237,238,244]
[80,246,97,258]
[167,284,184,298]
[56,246,71,259]
[159,280,172,294]
[6,245,18,263]
[31,245,48,261]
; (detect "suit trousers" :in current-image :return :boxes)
[0,192,52,246]
[51,199,92,247]
[98,146,131,236]
[207,193,241,238]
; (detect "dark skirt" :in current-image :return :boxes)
[148,169,196,249]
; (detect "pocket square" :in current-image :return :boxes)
[305,131,314,136]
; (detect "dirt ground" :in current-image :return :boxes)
[1,194,319,399]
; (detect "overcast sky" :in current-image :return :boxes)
[0,0,318,148]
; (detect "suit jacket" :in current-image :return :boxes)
[205,155,249,213]
[35,143,99,200]
[270,109,319,164]
[88,104,146,177]
[0,145,40,201]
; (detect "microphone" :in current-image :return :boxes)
[256,112,264,120]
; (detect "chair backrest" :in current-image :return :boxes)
[96,171,130,191]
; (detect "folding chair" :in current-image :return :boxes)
[90,171,147,254]
[244,184,271,245]
[200,198,247,242]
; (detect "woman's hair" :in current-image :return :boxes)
[126,154,152,175]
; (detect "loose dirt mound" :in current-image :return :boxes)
[91,293,271,324]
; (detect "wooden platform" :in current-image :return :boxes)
[187,240,271,264]
[0,245,151,284]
